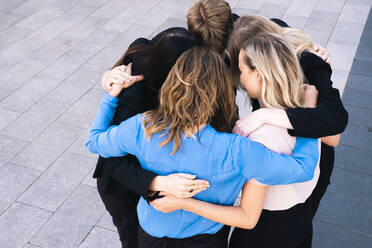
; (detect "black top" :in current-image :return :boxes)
[93,38,158,201]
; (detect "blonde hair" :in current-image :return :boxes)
[227,15,315,86]
[227,15,283,85]
[241,33,307,109]
[143,46,237,154]
[187,0,233,54]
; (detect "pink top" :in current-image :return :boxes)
[249,124,320,211]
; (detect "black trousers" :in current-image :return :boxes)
[229,202,313,248]
[97,178,140,248]
[138,225,230,248]
[229,145,335,248]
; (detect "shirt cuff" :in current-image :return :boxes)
[103,92,119,103]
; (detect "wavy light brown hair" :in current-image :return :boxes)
[187,0,233,54]
[142,46,237,154]
[241,33,307,109]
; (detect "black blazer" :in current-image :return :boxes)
[93,38,157,201]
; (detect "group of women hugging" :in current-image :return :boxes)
[85,0,348,247]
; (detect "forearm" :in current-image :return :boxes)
[183,198,258,229]
[109,155,157,200]
[321,134,340,147]
[260,108,293,129]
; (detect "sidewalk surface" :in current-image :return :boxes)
[0,1,371,247]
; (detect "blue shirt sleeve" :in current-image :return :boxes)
[232,136,319,185]
[86,93,140,158]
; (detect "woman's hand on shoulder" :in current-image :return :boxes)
[233,109,266,137]
[101,63,144,97]
[149,173,210,198]
[313,44,331,65]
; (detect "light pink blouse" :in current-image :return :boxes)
[249,124,320,211]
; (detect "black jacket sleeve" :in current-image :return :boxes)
[285,52,348,138]
[105,38,158,200]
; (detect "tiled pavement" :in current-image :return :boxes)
[0,0,371,247]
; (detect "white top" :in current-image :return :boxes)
[249,124,320,211]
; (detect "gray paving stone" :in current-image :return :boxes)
[30,35,80,64]
[96,212,117,232]
[0,74,61,113]
[81,168,97,188]
[0,26,33,47]
[47,69,99,104]
[343,86,372,108]
[235,0,265,10]
[330,69,349,94]
[57,88,103,128]
[26,20,76,46]
[339,124,372,150]
[0,108,20,131]
[15,7,64,30]
[346,73,372,92]
[265,0,292,6]
[0,202,51,248]
[91,0,132,19]
[350,59,372,76]
[339,3,371,24]
[47,0,81,12]
[313,220,372,248]
[0,57,47,91]
[30,185,105,248]
[304,10,339,33]
[23,243,42,248]
[303,27,331,47]
[68,129,98,159]
[231,7,257,17]
[18,152,97,212]
[315,192,372,234]
[329,21,365,46]
[355,47,372,61]
[345,104,372,128]
[257,3,288,19]
[11,122,85,171]
[0,39,42,70]
[10,0,54,17]
[39,50,93,81]
[0,11,27,32]
[0,88,10,101]
[0,0,29,12]
[0,134,28,167]
[53,3,98,24]
[326,42,358,71]
[0,164,40,214]
[284,0,318,17]
[150,17,187,38]
[335,143,372,177]
[327,167,372,202]
[281,14,309,30]
[358,29,372,48]
[63,15,109,40]
[347,0,372,6]
[110,23,157,50]
[137,5,175,27]
[1,99,70,141]
[315,0,346,13]
[79,226,120,248]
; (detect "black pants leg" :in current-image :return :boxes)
[308,144,335,217]
[97,178,140,248]
[229,203,312,248]
[138,225,230,248]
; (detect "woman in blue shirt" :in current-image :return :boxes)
[86,46,319,248]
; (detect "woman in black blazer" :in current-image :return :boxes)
[94,27,204,248]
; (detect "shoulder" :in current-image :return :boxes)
[248,124,295,154]
[299,51,332,74]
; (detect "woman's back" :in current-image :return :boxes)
[249,125,320,210]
